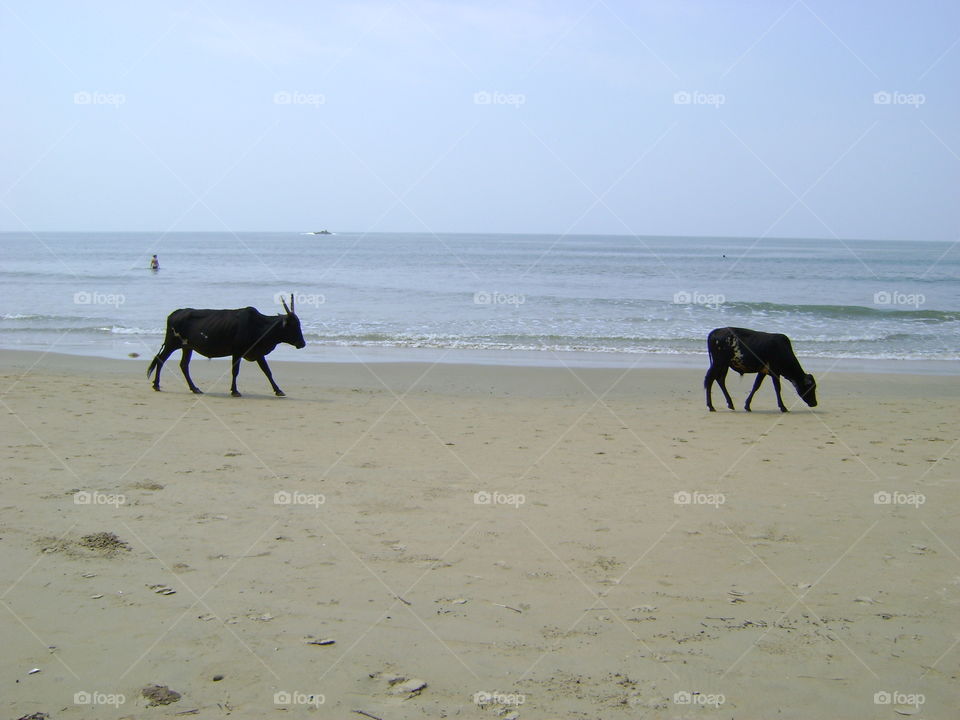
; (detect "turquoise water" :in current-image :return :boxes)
[1,232,957,364]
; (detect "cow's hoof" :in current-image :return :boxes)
[152,385,161,392]
[708,407,716,412]
[231,391,242,397]
[190,388,203,394]
[779,407,788,413]
[275,390,285,397]
[744,406,751,412]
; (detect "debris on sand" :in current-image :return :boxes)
[369,670,428,699]
[147,583,176,595]
[142,684,182,706]
[132,480,165,491]
[79,532,131,555]
[388,676,427,697]
[305,635,336,646]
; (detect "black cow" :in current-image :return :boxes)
[147,295,306,397]
[705,327,817,412]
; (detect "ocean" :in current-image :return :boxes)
[1,232,957,369]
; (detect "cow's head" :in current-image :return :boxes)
[279,294,307,349]
[794,373,817,407]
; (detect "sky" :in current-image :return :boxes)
[1,0,958,241]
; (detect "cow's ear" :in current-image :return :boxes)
[282,315,288,327]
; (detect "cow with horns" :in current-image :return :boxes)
[147,295,306,397]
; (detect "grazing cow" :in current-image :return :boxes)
[705,327,817,412]
[147,295,306,397]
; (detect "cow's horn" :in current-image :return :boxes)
[290,293,295,314]
[280,295,291,314]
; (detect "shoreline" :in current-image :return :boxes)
[1,345,956,376]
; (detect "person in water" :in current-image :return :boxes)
[150,255,159,270]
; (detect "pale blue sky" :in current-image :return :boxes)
[1,0,958,240]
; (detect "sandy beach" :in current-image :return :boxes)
[2,349,957,719]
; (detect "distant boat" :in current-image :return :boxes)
[310,229,333,235]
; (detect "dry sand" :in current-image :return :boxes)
[1,350,958,719]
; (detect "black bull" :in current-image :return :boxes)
[147,297,306,397]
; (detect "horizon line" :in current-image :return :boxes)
[0,230,944,244]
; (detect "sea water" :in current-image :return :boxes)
[1,232,957,367]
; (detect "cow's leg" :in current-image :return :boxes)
[230,354,242,397]
[744,373,765,411]
[256,357,285,396]
[150,343,176,391]
[714,366,735,410]
[705,363,735,411]
[179,349,203,394]
[704,366,717,411]
[770,374,788,412]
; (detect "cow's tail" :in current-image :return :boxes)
[147,343,167,381]
[706,330,719,363]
